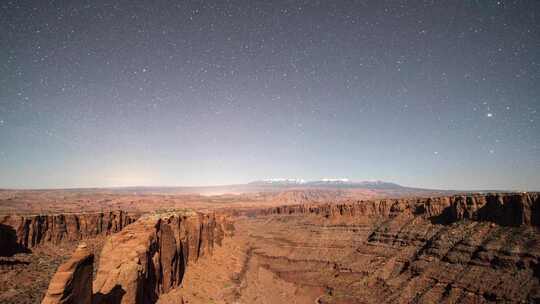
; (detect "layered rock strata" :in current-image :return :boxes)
[0,211,138,249]
[260,192,540,227]
[238,192,540,303]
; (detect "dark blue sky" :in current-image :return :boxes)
[1,0,539,190]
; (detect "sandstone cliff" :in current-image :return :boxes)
[260,192,540,227]
[92,212,233,304]
[0,211,138,250]
[42,243,94,304]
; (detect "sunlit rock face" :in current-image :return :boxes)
[42,243,94,304]
[92,212,233,304]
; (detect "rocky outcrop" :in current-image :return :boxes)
[214,214,235,245]
[258,192,540,227]
[92,212,233,304]
[0,211,138,249]
[445,193,540,226]
[42,243,94,304]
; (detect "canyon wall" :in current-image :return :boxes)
[0,211,138,251]
[92,212,233,304]
[259,192,540,227]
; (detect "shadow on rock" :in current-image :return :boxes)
[0,223,31,256]
[92,285,127,304]
[429,206,455,225]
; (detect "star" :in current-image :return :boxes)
[1,0,539,190]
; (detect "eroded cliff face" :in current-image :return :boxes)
[92,212,233,304]
[42,243,94,304]
[235,192,540,303]
[0,211,138,250]
[259,192,540,227]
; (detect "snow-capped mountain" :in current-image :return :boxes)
[320,178,350,183]
[250,178,403,189]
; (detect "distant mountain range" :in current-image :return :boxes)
[90,179,432,198]
[249,179,404,189]
[2,179,454,199]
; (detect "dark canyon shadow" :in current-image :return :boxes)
[0,223,31,257]
[93,285,127,304]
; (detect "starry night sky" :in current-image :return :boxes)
[1,0,539,190]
